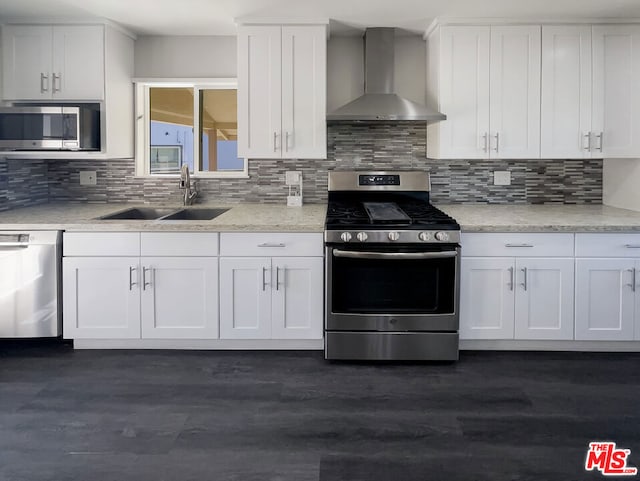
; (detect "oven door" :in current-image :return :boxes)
[326,244,460,332]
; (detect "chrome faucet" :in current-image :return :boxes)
[179,164,198,206]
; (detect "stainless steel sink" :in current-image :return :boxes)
[159,208,229,221]
[97,207,177,220]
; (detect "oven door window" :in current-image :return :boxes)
[0,112,75,141]
[331,247,456,314]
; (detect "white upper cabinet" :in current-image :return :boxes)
[237,23,326,160]
[428,25,540,159]
[489,26,541,159]
[541,26,593,159]
[2,24,105,101]
[429,26,490,159]
[592,25,640,158]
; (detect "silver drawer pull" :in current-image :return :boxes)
[508,266,514,291]
[129,266,137,291]
[258,243,285,248]
[505,243,534,248]
[625,244,640,249]
[262,267,268,291]
[521,267,528,291]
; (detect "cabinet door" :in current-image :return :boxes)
[52,26,104,100]
[220,257,272,339]
[460,258,515,339]
[541,26,592,159]
[63,257,140,339]
[489,26,541,159]
[237,25,282,159]
[2,25,52,100]
[141,257,218,339]
[514,258,574,340]
[271,257,323,339]
[281,25,326,159]
[575,259,636,340]
[592,25,640,158]
[438,26,491,159]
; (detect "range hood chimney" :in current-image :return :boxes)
[327,28,446,122]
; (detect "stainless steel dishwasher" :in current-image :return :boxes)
[0,231,62,337]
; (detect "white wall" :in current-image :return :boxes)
[135,36,237,77]
[327,35,427,112]
[134,34,426,111]
[603,158,640,211]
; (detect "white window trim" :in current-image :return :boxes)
[134,78,248,179]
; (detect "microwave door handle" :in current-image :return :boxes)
[332,250,458,260]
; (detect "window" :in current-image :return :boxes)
[134,79,247,178]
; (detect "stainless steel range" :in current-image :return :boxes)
[324,171,461,361]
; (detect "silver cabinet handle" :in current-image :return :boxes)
[583,132,592,151]
[285,132,290,152]
[628,269,637,292]
[129,266,137,291]
[508,266,514,291]
[52,72,61,92]
[40,73,49,93]
[262,267,268,291]
[332,250,458,260]
[521,267,528,291]
[258,243,285,248]
[625,245,640,249]
[482,132,489,153]
[143,266,153,290]
[595,132,603,152]
[492,132,500,152]
[273,132,278,152]
[276,266,284,291]
[505,243,534,248]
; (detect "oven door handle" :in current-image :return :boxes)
[332,249,458,260]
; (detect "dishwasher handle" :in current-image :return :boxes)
[0,234,30,247]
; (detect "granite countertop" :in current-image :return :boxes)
[0,202,327,232]
[437,204,640,232]
[3,202,640,233]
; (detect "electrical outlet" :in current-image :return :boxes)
[493,171,511,186]
[79,171,97,186]
[285,171,302,185]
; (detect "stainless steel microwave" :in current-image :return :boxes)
[0,104,100,151]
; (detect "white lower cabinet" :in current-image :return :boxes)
[63,232,220,340]
[219,256,323,340]
[63,257,141,339]
[141,257,219,339]
[219,232,324,341]
[461,257,574,340]
[575,259,638,341]
[460,233,575,341]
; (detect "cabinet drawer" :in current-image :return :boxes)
[576,233,640,257]
[141,232,219,256]
[461,233,574,257]
[64,232,140,256]
[220,233,323,257]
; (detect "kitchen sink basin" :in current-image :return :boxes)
[159,208,229,221]
[98,207,177,220]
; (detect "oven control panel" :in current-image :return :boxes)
[326,230,461,244]
[359,175,400,186]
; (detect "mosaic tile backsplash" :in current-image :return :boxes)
[0,123,602,211]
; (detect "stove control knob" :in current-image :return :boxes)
[388,232,400,241]
[340,232,353,242]
[418,232,431,242]
[356,232,368,242]
[435,231,450,242]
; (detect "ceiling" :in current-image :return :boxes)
[1,0,640,36]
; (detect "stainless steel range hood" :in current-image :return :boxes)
[327,28,446,122]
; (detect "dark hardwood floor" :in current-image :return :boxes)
[1,342,639,481]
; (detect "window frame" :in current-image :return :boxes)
[134,78,248,179]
